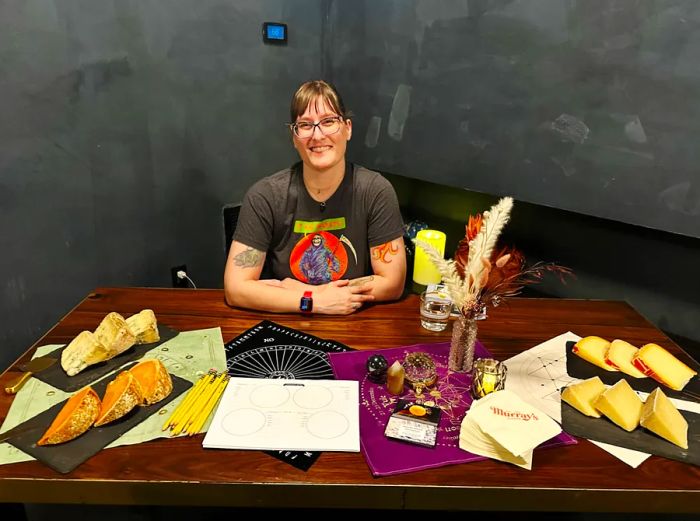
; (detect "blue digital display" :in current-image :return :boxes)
[263,22,287,44]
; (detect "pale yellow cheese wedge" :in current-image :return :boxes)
[94,312,136,356]
[126,309,160,344]
[633,343,697,391]
[61,331,112,376]
[606,339,647,378]
[641,388,688,449]
[572,336,618,372]
[594,379,642,432]
[561,377,606,418]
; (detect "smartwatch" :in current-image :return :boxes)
[300,291,313,314]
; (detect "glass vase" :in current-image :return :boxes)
[449,315,478,372]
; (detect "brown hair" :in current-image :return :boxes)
[290,80,349,122]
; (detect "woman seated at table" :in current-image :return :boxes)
[224,80,406,315]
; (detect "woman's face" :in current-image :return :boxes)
[293,96,352,174]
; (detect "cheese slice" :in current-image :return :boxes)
[640,388,688,449]
[561,376,606,417]
[606,339,647,378]
[594,379,642,432]
[572,336,618,372]
[633,343,697,391]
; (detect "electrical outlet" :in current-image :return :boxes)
[171,264,188,288]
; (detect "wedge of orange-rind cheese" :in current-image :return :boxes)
[572,336,618,372]
[93,371,144,427]
[37,386,101,445]
[632,343,697,391]
[129,358,173,405]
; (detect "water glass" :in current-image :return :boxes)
[419,291,451,332]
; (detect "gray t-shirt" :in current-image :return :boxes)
[234,162,404,284]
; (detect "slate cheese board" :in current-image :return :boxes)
[561,400,700,467]
[3,363,191,474]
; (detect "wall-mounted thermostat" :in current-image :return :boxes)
[262,22,287,44]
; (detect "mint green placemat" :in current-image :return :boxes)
[0,327,226,465]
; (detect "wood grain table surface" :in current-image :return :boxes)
[0,287,698,512]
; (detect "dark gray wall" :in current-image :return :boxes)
[385,172,700,355]
[0,0,322,369]
[329,0,700,239]
[1,0,698,372]
[324,0,700,354]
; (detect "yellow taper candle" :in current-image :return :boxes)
[413,229,446,285]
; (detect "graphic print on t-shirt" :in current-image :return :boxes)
[290,217,355,284]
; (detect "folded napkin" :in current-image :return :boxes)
[459,389,561,469]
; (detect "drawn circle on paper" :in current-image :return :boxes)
[306,410,349,439]
[222,409,266,436]
[250,384,290,408]
[293,385,333,409]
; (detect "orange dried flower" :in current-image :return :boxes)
[466,214,483,241]
[452,218,571,316]
[414,197,571,321]
[487,246,525,289]
[454,213,483,278]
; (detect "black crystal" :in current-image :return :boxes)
[366,354,389,383]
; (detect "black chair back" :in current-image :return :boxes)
[222,203,242,259]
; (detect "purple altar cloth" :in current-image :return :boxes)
[329,341,577,476]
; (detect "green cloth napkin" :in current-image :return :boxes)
[0,327,227,465]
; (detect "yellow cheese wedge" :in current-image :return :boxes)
[572,336,618,372]
[633,343,697,391]
[561,377,606,417]
[640,388,688,449]
[605,339,647,378]
[594,379,642,432]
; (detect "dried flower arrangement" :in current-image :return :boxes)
[414,197,572,320]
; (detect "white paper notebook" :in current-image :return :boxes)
[202,377,360,452]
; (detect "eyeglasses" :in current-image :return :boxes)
[289,116,344,138]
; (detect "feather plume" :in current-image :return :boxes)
[464,197,513,302]
[415,195,570,319]
[414,239,466,308]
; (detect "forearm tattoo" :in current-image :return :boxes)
[233,247,264,268]
[349,275,374,287]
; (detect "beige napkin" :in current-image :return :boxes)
[459,412,533,469]
[459,389,561,469]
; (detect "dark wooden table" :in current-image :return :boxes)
[0,287,698,512]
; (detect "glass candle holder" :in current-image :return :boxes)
[403,352,438,391]
[471,358,507,399]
